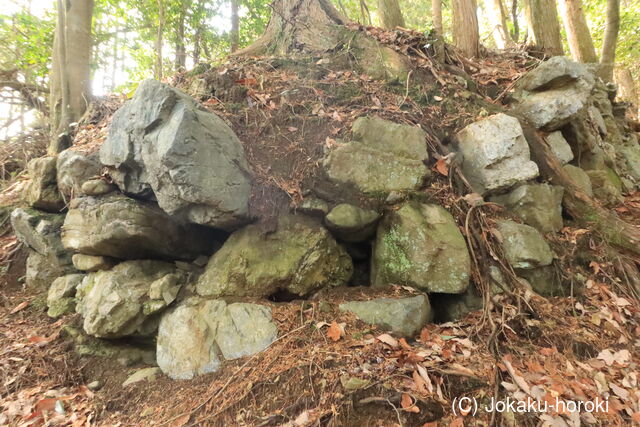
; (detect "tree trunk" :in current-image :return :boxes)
[452,0,480,58]
[235,0,348,56]
[230,0,240,52]
[558,0,597,62]
[431,0,445,59]
[599,0,620,82]
[155,0,165,79]
[524,0,563,55]
[50,0,93,137]
[377,0,405,29]
[614,68,638,113]
[511,0,519,42]
[175,4,187,69]
[486,0,512,48]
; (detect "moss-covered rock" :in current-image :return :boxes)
[325,203,380,242]
[196,215,353,298]
[24,156,65,212]
[490,184,564,233]
[586,169,623,206]
[563,165,593,197]
[372,202,470,294]
[323,116,429,196]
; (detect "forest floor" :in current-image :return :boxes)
[2,27,640,426]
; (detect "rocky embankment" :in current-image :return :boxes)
[11,57,640,382]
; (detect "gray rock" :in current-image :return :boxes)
[323,116,429,196]
[87,381,102,391]
[563,165,593,197]
[100,79,252,230]
[588,106,607,135]
[516,266,564,297]
[25,250,67,290]
[297,197,329,216]
[24,157,64,212]
[62,194,216,260]
[72,254,117,272]
[56,149,102,198]
[618,143,640,182]
[11,208,74,284]
[490,184,564,233]
[81,179,115,196]
[325,204,380,242]
[76,260,185,338]
[196,215,353,298]
[339,294,431,337]
[586,169,624,206]
[47,273,85,318]
[456,113,539,195]
[433,290,483,323]
[514,79,594,131]
[546,131,574,165]
[496,220,553,269]
[372,202,470,294]
[515,56,589,92]
[122,367,161,387]
[157,297,277,380]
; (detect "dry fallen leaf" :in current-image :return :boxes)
[10,301,29,314]
[327,321,342,341]
[376,333,398,348]
[435,158,449,176]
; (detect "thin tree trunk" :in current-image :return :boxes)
[558,0,597,62]
[614,68,638,115]
[65,0,93,122]
[377,0,405,29]
[55,0,71,134]
[599,0,620,82]
[155,0,165,79]
[452,0,480,58]
[431,0,445,59]
[230,0,240,52]
[175,4,187,68]
[360,0,372,25]
[524,0,563,55]
[511,0,519,42]
[486,0,512,48]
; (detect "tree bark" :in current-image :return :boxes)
[50,0,93,136]
[558,0,598,62]
[511,0,519,42]
[599,0,620,82]
[175,4,187,69]
[524,0,563,55]
[155,0,165,79]
[486,0,512,48]
[614,68,638,114]
[431,0,445,59]
[377,0,405,29]
[230,0,240,52]
[452,0,480,58]
[235,0,348,56]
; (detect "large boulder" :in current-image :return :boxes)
[196,215,353,298]
[157,297,278,379]
[325,204,380,242]
[456,113,539,195]
[61,194,216,260]
[490,184,564,233]
[496,220,553,269]
[56,149,102,198]
[372,202,470,294]
[24,157,64,212]
[515,56,589,92]
[513,57,596,131]
[339,294,431,337]
[323,116,429,195]
[25,250,68,289]
[100,79,252,230]
[76,260,185,338]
